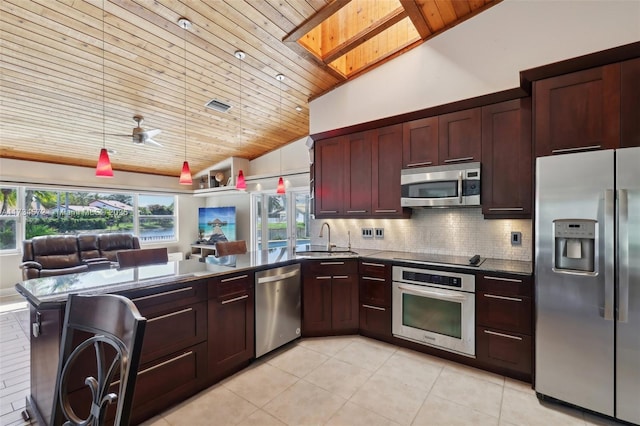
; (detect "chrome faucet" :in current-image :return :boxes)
[319,222,335,251]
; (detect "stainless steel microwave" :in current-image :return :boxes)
[400,162,481,207]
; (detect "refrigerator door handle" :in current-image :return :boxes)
[618,189,629,323]
[604,189,615,321]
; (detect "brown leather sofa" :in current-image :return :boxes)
[20,233,140,280]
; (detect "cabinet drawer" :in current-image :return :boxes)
[140,300,207,363]
[360,277,390,307]
[127,281,207,311]
[304,259,358,276]
[476,292,531,335]
[67,342,208,425]
[208,272,253,300]
[476,273,532,297]
[476,326,531,376]
[359,303,391,337]
[358,260,389,278]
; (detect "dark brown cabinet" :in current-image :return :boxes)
[315,136,347,217]
[302,260,359,336]
[534,63,621,156]
[403,116,439,168]
[372,124,406,217]
[621,57,640,148]
[475,273,533,380]
[358,260,391,338]
[481,98,532,218]
[438,107,482,164]
[344,131,373,215]
[208,272,255,382]
[314,125,408,219]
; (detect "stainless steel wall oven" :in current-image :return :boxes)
[392,265,475,357]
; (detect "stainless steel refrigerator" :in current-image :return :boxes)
[535,147,640,424]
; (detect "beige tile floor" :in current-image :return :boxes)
[0,301,626,426]
[141,335,625,426]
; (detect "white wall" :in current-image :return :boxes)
[310,0,640,133]
[0,158,204,299]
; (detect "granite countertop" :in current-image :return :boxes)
[15,246,532,307]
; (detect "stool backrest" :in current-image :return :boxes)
[51,293,146,426]
[214,240,247,257]
[116,248,168,268]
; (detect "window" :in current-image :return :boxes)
[0,186,19,251]
[251,190,311,251]
[138,194,176,243]
[24,189,134,239]
[0,188,179,248]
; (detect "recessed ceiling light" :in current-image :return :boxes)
[295,106,302,112]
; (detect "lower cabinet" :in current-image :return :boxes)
[302,260,359,336]
[358,260,391,338]
[475,273,533,380]
[207,272,255,382]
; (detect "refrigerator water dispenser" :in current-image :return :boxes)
[553,219,596,272]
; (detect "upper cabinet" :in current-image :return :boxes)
[315,136,347,217]
[534,63,621,156]
[481,98,532,218]
[438,108,482,164]
[402,117,439,168]
[372,124,405,216]
[620,57,640,148]
[314,125,409,219]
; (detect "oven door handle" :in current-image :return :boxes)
[398,285,467,301]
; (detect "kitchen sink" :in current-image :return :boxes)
[295,250,359,258]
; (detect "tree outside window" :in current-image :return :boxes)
[0,187,19,250]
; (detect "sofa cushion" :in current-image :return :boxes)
[78,234,101,261]
[98,233,140,262]
[31,235,82,269]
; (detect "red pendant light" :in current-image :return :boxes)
[95,148,113,178]
[179,161,192,185]
[277,176,285,194]
[236,169,247,190]
[275,74,286,194]
[178,18,192,185]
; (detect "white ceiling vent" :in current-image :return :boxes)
[205,99,232,113]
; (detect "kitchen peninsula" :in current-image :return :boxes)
[16,248,531,425]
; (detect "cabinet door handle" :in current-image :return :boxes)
[484,276,523,283]
[132,286,193,302]
[221,294,249,304]
[316,276,332,280]
[148,307,193,323]
[320,210,338,214]
[221,274,249,283]
[362,304,386,311]
[483,294,523,302]
[406,161,432,167]
[488,207,524,211]
[483,330,522,341]
[347,210,367,213]
[375,209,398,213]
[444,156,474,163]
[361,262,385,268]
[320,261,344,265]
[333,275,349,279]
[362,276,385,282]
[552,145,601,154]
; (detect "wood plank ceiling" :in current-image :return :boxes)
[0,0,499,178]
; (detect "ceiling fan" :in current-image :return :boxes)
[107,115,163,147]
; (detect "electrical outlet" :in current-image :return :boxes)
[511,231,522,246]
[362,228,373,238]
[374,228,384,239]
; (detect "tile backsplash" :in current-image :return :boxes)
[310,208,532,262]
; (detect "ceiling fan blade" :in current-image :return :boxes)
[145,138,163,147]
[104,134,134,137]
[146,129,161,138]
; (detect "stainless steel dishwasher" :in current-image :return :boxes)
[255,263,301,357]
